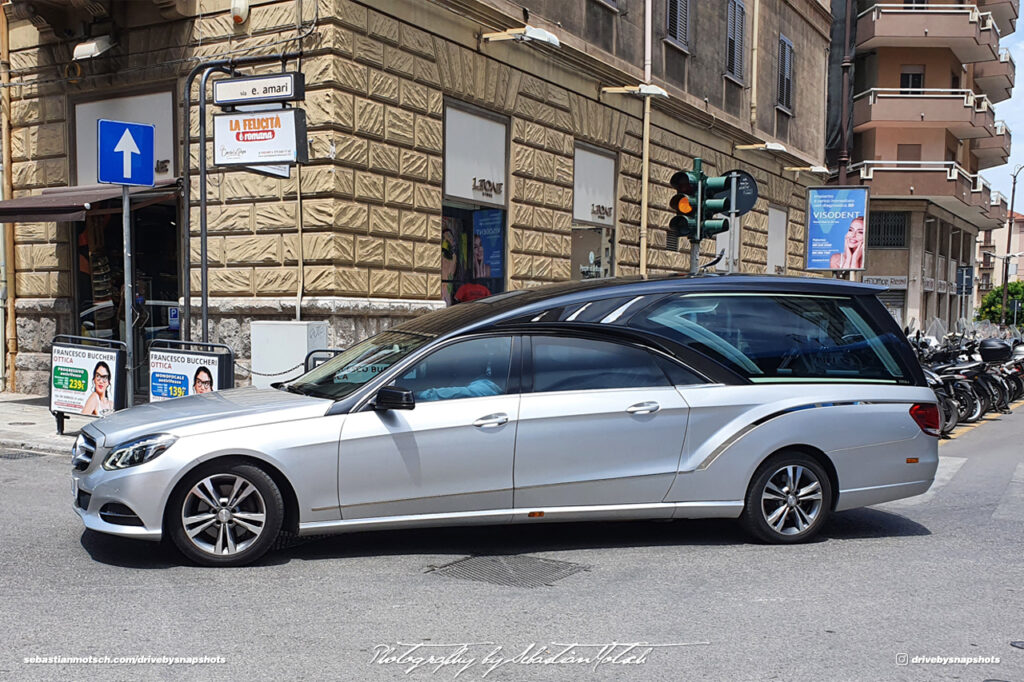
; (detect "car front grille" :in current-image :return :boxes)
[72,433,96,471]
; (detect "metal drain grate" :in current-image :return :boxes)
[8,421,35,426]
[428,555,589,588]
[0,451,44,460]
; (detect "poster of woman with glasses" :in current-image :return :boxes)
[82,361,115,416]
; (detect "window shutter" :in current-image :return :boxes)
[777,38,786,106]
[735,2,745,80]
[727,2,736,75]
[785,41,793,109]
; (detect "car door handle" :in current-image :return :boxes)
[626,401,660,415]
[473,413,509,428]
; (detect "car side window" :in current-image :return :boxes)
[531,336,688,392]
[396,336,514,403]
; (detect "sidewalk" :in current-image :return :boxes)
[0,393,78,456]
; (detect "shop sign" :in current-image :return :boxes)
[937,280,948,294]
[574,145,616,227]
[213,72,305,106]
[862,275,908,289]
[149,350,224,402]
[444,106,507,208]
[213,108,308,166]
[50,344,124,416]
[924,277,935,291]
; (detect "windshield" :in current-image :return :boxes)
[285,331,431,400]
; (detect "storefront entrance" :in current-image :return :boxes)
[73,200,180,390]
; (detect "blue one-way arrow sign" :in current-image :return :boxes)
[97,119,155,186]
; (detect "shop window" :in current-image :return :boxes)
[443,103,509,305]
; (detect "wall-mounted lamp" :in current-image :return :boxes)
[601,83,669,98]
[735,142,787,153]
[783,165,829,174]
[72,35,116,60]
[481,25,561,48]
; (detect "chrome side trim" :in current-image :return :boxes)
[839,480,932,495]
[298,501,743,536]
[690,400,917,472]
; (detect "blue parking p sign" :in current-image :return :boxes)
[97,119,155,186]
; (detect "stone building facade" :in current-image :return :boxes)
[2,0,832,394]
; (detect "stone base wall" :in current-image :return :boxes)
[187,296,443,386]
[14,297,74,396]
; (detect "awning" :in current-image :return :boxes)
[0,179,178,223]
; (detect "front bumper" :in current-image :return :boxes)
[71,457,171,542]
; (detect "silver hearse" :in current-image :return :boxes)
[71,276,939,566]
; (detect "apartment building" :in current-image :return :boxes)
[976,210,1024,302]
[837,0,1015,328]
[0,0,831,394]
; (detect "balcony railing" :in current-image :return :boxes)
[852,88,996,139]
[857,4,1000,64]
[977,0,1019,36]
[974,47,1016,102]
[974,121,1012,168]
[847,160,1002,229]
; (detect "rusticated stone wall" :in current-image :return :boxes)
[6,0,822,394]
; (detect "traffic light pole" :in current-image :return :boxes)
[728,171,738,273]
[690,158,703,276]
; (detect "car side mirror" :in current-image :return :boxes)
[374,386,415,410]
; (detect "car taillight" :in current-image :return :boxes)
[909,403,940,437]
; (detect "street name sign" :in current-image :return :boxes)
[97,119,155,187]
[213,72,306,106]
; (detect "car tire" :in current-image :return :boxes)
[740,452,833,544]
[167,461,284,567]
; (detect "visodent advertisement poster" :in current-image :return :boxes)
[806,187,869,271]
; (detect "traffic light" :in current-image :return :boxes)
[701,174,730,238]
[669,170,702,240]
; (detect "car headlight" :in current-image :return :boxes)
[103,434,178,471]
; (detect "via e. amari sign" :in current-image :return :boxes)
[213,109,308,166]
[149,350,222,402]
[51,344,121,417]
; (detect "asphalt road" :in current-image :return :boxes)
[1,409,1023,681]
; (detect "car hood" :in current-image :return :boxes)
[83,386,333,447]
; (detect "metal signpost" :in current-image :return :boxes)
[712,170,759,273]
[97,119,156,407]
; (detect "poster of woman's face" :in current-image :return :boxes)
[81,360,115,416]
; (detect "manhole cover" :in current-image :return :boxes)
[0,451,44,460]
[428,555,589,588]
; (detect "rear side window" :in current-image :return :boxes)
[531,337,675,392]
[625,293,909,384]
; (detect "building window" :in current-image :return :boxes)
[899,66,924,95]
[667,0,689,49]
[868,212,909,248]
[726,0,745,81]
[777,35,794,112]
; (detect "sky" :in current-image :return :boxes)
[985,30,1024,207]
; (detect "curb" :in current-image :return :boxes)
[0,437,72,457]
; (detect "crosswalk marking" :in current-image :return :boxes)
[880,456,967,508]
[992,462,1024,522]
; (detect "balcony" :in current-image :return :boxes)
[974,48,1015,103]
[978,0,1019,35]
[856,4,999,64]
[990,188,1009,224]
[974,121,1012,169]
[852,89,996,139]
[847,161,1001,229]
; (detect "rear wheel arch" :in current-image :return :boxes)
[752,444,840,512]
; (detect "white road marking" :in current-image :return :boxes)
[992,462,1024,522]
[881,456,966,508]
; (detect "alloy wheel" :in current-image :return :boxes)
[181,474,268,556]
[759,464,824,536]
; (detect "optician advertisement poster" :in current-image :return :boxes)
[149,350,222,402]
[51,344,123,417]
[472,210,504,280]
[806,187,869,271]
